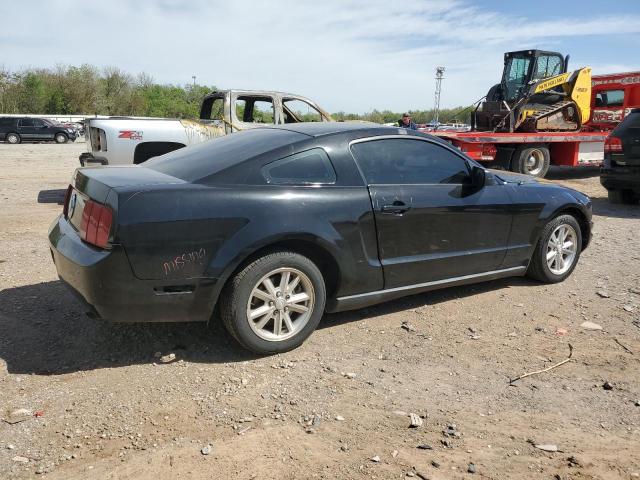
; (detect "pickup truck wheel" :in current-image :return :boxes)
[6,133,20,144]
[512,145,550,178]
[220,251,326,354]
[527,214,582,283]
[55,133,68,144]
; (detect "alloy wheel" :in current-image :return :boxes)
[246,267,315,342]
[546,224,577,275]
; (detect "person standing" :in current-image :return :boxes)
[398,113,417,130]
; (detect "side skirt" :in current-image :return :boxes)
[325,266,527,313]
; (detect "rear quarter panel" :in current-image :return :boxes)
[116,183,383,299]
[88,119,190,165]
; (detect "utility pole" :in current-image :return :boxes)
[433,66,445,124]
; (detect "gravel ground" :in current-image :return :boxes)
[0,142,639,479]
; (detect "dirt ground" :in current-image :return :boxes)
[0,142,639,480]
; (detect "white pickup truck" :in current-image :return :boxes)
[79,89,333,166]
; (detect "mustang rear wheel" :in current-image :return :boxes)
[527,214,582,283]
[220,251,326,354]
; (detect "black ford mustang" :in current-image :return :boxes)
[49,123,592,354]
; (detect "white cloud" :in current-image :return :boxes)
[2,0,640,112]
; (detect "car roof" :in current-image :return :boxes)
[263,122,423,137]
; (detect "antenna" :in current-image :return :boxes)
[433,66,445,124]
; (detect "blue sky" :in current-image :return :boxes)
[1,0,639,113]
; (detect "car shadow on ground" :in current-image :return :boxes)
[590,196,640,220]
[545,165,600,180]
[0,276,539,375]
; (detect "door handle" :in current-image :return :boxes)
[381,201,410,215]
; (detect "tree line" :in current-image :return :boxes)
[0,64,471,123]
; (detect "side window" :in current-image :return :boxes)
[282,99,324,123]
[262,148,336,185]
[206,98,225,121]
[533,55,563,81]
[18,118,35,127]
[351,139,470,185]
[595,90,624,107]
[32,119,46,128]
[235,97,275,124]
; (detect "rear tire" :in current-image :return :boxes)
[512,145,550,178]
[55,133,68,144]
[527,214,582,283]
[6,133,20,144]
[220,251,326,354]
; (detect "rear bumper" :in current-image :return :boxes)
[48,215,216,322]
[600,167,640,193]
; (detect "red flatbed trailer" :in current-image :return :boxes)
[429,71,640,177]
[431,130,607,169]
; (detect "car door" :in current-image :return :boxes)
[32,119,54,140]
[350,136,514,289]
[17,118,37,139]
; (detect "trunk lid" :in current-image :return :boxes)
[65,166,186,245]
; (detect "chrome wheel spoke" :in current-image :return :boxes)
[288,275,301,292]
[249,304,271,320]
[273,313,283,336]
[288,292,310,305]
[262,278,278,297]
[546,250,556,261]
[280,271,291,293]
[283,312,294,332]
[288,303,309,314]
[252,288,273,302]
[255,313,272,330]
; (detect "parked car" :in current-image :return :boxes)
[79,89,333,166]
[600,108,640,204]
[49,123,592,354]
[0,117,77,144]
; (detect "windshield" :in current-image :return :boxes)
[503,56,531,102]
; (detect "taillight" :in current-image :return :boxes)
[481,144,497,160]
[604,136,623,153]
[79,199,113,248]
[62,185,73,217]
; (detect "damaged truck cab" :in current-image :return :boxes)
[80,89,333,166]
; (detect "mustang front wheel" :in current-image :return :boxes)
[527,214,582,283]
[220,251,326,354]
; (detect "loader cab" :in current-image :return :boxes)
[496,50,568,103]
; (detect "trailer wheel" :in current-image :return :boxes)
[512,145,550,178]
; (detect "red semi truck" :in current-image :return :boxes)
[431,71,640,178]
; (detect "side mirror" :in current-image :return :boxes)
[470,165,486,188]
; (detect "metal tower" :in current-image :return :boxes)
[433,66,445,124]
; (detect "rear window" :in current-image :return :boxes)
[144,128,307,183]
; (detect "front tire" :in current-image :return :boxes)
[6,133,21,144]
[512,145,550,178]
[55,133,68,144]
[527,214,582,283]
[220,251,326,354]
